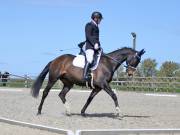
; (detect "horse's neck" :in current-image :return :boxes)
[107,49,134,71]
[111,55,126,72]
[101,54,124,74]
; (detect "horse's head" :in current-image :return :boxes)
[107,47,145,76]
[125,49,145,76]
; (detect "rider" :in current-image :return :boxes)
[83,11,103,81]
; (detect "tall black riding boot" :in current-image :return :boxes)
[83,62,91,81]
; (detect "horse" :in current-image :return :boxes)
[31,47,145,117]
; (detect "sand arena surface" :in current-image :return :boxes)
[0,88,180,133]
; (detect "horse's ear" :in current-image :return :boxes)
[138,49,145,56]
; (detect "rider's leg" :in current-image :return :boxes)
[83,49,94,80]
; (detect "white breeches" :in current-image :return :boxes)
[85,49,94,63]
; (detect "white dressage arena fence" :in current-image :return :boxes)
[1,116,180,135]
[0,117,73,135]
[76,129,180,135]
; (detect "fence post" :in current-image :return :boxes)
[24,75,28,88]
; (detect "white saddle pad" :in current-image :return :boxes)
[72,54,101,70]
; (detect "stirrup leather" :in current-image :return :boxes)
[86,72,95,89]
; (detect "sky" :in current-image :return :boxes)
[0,0,180,76]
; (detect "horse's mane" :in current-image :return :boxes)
[107,47,135,55]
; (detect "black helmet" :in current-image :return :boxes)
[91,11,103,20]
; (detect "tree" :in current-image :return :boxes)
[138,58,158,77]
[158,61,180,77]
[173,68,180,77]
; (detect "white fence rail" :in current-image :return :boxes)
[76,129,180,135]
[0,117,73,135]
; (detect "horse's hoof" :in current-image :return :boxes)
[115,107,123,118]
[37,112,41,115]
[116,112,123,118]
[65,109,71,116]
[81,112,86,117]
[65,110,71,116]
[64,102,71,116]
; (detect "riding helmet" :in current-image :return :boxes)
[91,11,103,20]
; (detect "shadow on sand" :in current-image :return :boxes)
[70,113,151,120]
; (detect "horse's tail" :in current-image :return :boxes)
[31,61,52,98]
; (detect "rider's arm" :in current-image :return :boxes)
[85,23,96,46]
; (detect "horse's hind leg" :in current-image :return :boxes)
[37,80,56,115]
[59,84,73,115]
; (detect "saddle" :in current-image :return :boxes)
[73,42,102,71]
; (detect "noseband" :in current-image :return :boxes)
[124,64,137,70]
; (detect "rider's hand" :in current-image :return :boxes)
[94,43,99,50]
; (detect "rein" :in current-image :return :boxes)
[103,53,138,70]
[103,54,122,65]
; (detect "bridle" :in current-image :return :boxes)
[104,53,141,71]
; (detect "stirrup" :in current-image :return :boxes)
[84,75,91,82]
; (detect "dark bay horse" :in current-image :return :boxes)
[31,47,145,116]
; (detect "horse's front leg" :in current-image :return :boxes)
[103,83,123,117]
[81,88,100,116]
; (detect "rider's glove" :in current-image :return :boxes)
[94,43,99,50]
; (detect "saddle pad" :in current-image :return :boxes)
[72,55,85,68]
[72,54,101,70]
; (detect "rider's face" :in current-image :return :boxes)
[97,18,102,24]
[94,17,102,24]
